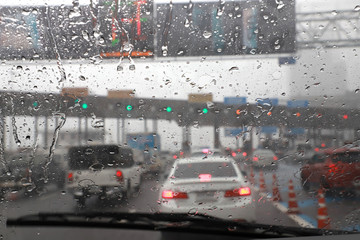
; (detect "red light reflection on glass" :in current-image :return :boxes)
[199,174,212,182]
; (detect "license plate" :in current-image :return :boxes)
[195,191,217,203]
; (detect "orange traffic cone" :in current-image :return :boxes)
[259,170,266,192]
[287,179,300,214]
[317,188,331,229]
[250,167,255,185]
[272,174,281,201]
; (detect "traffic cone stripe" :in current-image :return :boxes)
[259,171,266,192]
[287,179,300,214]
[272,174,281,202]
[317,188,331,229]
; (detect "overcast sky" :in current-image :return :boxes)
[1,0,359,150]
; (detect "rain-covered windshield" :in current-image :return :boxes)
[1,0,360,238]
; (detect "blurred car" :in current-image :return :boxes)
[66,145,142,206]
[247,149,278,168]
[159,156,255,222]
[301,147,360,194]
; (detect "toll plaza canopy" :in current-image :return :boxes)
[0,0,296,60]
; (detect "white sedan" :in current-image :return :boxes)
[159,157,255,222]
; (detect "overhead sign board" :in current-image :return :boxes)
[287,100,309,108]
[225,128,247,137]
[289,128,306,135]
[107,90,134,99]
[188,94,213,103]
[261,126,277,134]
[61,87,88,99]
[224,97,247,105]
[256,98,279,106]
[279,57,296,65]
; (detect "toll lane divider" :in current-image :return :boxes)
[253,185,316,228]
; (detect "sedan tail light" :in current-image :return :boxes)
[224,187,251,197]
[68,172,73,182]
[162,190,188,199]
[273,156,278,161]
[253,156,259,161]
[116,170,123,182]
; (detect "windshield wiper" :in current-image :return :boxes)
[7,212,356,238]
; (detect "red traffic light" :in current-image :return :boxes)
[343,114,348,120]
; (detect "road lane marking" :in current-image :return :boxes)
[253,186,316,228]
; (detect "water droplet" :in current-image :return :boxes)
[263,15,269,20]
[331,10,337,15]
[184,19,190,28]
[187,208,199,216]
[129,64,136,70]
[203,31,212,39]
[355,89,359,93]
[229,66,239,71]
[117,65,123,71]
[79,75,85,81]
[354,5,360,11]
[249,49,256,55]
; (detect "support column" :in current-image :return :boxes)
[144,118,148,133]
[214,124,220,149]
[153,119,158,133]
[122,118,126,144]
[78,117,81,145]
[117,118,120,144]
[44,117,48,149]
[34,116,38,146]
[0,116,5,166]
[85,117,88,143]
[102,118,105,144]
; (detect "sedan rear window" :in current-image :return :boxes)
[174,162,237,179]
[69,146,134,170]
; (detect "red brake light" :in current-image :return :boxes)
[68,172,73,182]
[242,152,247,157]
[253,156,259,161]
[321,143,326,148]
[273,156,278,161]
[225,187,251,197]
[162,190,188,199]
[116,170,123,181]
[231,152,237,157]
[173,155,178,159]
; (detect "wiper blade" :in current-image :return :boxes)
[7,212,356,238]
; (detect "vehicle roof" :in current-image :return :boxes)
[174,156,232,164]
[316,146,360,155]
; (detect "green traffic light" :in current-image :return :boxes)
[82,103,88,109]
[126,105,133,111]
[166,107,172,112]
[202,108,208,114]
[75,99,79,103]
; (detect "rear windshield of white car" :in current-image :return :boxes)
[174,162,237,179]
[68,146,135,170]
